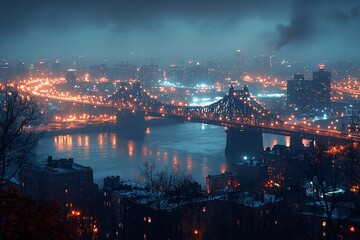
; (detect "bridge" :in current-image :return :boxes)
[105,82,356,156]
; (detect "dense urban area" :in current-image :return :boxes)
[1,1,360,239]
[1,51,360,240]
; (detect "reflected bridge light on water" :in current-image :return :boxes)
[40,124,299,186]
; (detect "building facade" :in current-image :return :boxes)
[20,156,94,213]
[287,65,331,113]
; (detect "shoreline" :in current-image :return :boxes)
[42,117,181,137]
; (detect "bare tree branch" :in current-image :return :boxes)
[0,88,42,185]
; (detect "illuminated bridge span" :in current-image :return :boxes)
[106,82,354,156]
[108,82,282,130]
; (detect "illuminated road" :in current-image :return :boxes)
[18,78,360,143]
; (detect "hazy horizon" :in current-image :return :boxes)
[1,0,360,65]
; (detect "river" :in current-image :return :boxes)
[37,121,291,187]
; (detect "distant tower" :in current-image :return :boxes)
[235,49,245,75]
[66,69,76,85]
[34,60,48,76]
[312,64,331,110]
[52,60,63,77]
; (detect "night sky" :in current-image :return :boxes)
[1,0,360,64]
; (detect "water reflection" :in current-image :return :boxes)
[220,164,227,174]
[187,156,192,172]
[127,141,134,157]
[39,123,297,186]
[263,133,290,148]
[55,135,73,151]
[173,152,178,171]
[84,136,89,147]
[142,146,148,156]
[285,137,290,147]
[302,139,312,147]
[111,134,116,148]
[98,134,104,148]
[77,136,82,146]
[118,128,146,141]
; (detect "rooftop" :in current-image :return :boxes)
[111,181,282,211]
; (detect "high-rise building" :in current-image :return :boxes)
[235,49,245,75]
[287,73,312,111]
[287,65,331,113]
[52,60,64,77]
[20,156,94,213]
[312,64,331,110]
[138,64,161,87]
[66,69,77,85]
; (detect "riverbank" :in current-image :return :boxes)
[42,117,181,137]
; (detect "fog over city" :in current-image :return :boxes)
[1,0,360,64]
[3,1,360,239]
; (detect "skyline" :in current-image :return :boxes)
[1,0,360,64]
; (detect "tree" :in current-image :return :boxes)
[138,159,199,200]
[138,159,202,239]
[288,148,349,239]
[0,88,42,185]
[0,186,76,240]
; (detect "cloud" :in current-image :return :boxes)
[275,0,316,50]
[327,4,360,22]
[1,0,360,60]
[0,0,289,34]
[275,0,360,50]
